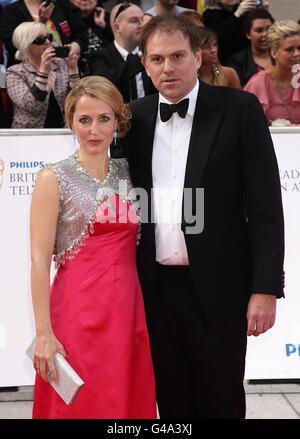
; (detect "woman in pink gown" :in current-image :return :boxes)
[30,76,156,418]
[244,20,300,125]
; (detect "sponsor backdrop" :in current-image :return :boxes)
[0,128,299,386]
[245,127,300,379]
[0,130,75,386]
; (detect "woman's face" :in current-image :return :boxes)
[201,38,218,66]
[272,34,300,70]
[247,18,273,51]
[26,26,52,59]
[72,95,117,157]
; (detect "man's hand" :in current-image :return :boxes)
[247,293,276,336]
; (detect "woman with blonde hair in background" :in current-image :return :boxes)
[244,20,300,125]
[0,0,88,67]
[30,75,156,418]
[197,26,241,88]
[6,21,79,128]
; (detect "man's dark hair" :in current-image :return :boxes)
[244,9,275,35]
[140,14,201,56]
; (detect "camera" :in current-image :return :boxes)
[255,0,262,7]
[54,46,70,58]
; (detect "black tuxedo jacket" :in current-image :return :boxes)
[89,42,156,102]
[118,81,285,330]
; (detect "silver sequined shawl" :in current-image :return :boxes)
[41,153,140,268]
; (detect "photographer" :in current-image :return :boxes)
[0,0,88,67]
[6,21,79,128]
[203,0,269,64]
[71,0,113,76]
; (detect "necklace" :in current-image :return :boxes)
[74,150,112,184]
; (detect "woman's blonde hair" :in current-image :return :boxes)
[267,20,300,65]
[12,21,47,62]
[267,20,300,51]
[65,76,131,137]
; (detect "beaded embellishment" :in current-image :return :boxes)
[37,152,140,268]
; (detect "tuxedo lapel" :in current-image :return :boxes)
[142,97,158,194]
[184,81,225,189]
[130,94,159,244]
[130,94,158,193]
[182,82,226,231]
[109,43,125,66]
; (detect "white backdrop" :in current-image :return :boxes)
[245,127,300,379]
[0,128,299,386]
[0,130,75,386]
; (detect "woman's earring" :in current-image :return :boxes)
[113,130,117,146]
[72,132,77,149]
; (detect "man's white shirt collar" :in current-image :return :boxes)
[114,40,139,60]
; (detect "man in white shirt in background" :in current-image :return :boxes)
[90,2,156,101]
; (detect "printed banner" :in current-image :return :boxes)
[245,128,300,379]
[0,130,75,386]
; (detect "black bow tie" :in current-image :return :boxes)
[159,98,189,122]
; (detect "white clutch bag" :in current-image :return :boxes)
[26,338,85,405]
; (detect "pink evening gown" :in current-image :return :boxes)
[32,194,156,419]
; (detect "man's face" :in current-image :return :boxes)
[142,30,201,103]
[116,5,144,45]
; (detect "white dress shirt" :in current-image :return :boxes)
[152,81,199,265]
[114,41,145,99]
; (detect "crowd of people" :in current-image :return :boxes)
[0,0,299,127]
[0,0,293,420]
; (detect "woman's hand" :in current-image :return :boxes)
[39,46,56,75]
[66,48,79,74]
[94,7,106,29]
[69,42,81,58]
[34,334,67,384]
[38,1,55,24]
[234,0,257,18]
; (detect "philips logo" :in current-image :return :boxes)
[10,161,44,169]
[285,344,300,357]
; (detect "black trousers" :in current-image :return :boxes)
[145,264,247,419]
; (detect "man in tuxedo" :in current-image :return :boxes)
[90,2,156,102]
[116,14,284,418]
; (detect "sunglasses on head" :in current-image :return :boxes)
[31,33,53,45]
[114,2,132,22]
